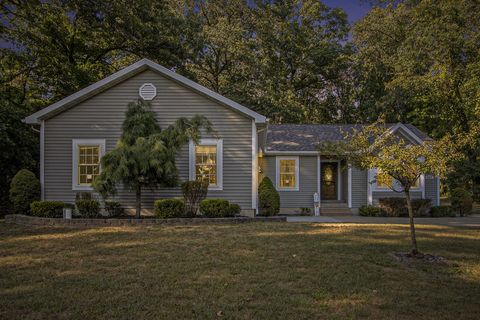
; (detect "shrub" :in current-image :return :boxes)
[104,201,125,217]
[75,192,92,201]
[258,177,280,216]
[182,180,209,216]
[30,201,65,218]
[199,199,232,217]
[411,199,432,217]
[76,199,100,218]
[430,206,455,217]
[154,199,185,218]
[229,203,241,216]
[9,169,41,214]
[450,187,473,216]
[378,198,408,217]
[359,205,383,217]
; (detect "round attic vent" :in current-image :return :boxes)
[139,83,157,100]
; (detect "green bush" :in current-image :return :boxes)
[258,177,280,216]
[104,201,125,217]
[411,199,432,217]
[30,201,65,218]
[154,199,185,218]
[378,198,432,217]
[359,205,383,217]
[76,199,100,218]
[229,203,241,216]
[75,192,92,201]
[9,169,41,214]
[199,199,232,217]
[450,187,473,216]
[182,180,209,216]
[430,206,455,217]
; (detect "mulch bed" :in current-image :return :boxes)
[392,252,454,266]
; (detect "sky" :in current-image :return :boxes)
[0,1,372,49]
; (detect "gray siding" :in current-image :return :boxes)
[372,191,423,203]
[351,167,367,208]
[425,176,439,205]
[44,69,253,210]
[261,155,317,208]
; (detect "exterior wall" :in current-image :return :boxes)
[425,175,439,206]
[43,69,253,212]
[261,155,317,210]
[351,167,367,209]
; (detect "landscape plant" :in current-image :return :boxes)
[321,119,456,255]
[9,169,41,214]
[93,100,211,218]
[30,201,64,218]
[258,177,280,216]
[154,199,185,219]
[181,180,209,217]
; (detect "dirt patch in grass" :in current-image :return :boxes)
[0,221,479,319]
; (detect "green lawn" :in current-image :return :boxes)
[0,221,479,319]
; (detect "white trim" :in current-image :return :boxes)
[367,169,373,205]
[252,120,258,212]
[348,164,352,208]
[436,176,441,206]
[317,154,321,207]
[139,83,157,100]
[189,139,223,191]
[265,150,318,155]
[388,123,424,145]
[72,139,106,191]
[24,58,266,124]
[40,120,45,200]
[275,156,300,191]
[420,174,426,199]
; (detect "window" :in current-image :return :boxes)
[78,146,100,185]
[189,139,223,190]
[72,139,106,190]
[276,157,299,191]
[374,168,420,190]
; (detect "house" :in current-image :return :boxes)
[24,59,440,216]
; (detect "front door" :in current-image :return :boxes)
[321,162,338,200]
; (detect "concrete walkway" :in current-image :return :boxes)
[286,215,480,228]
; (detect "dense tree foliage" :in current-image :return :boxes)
[1,0,480,209]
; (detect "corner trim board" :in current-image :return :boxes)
[252,120,258,211]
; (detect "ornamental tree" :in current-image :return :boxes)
[93,100,211,218]
[320,118,457,255]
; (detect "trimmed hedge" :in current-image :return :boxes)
[30,201,65,218]
[9,169,41,214]
[450,188,473,216]
[154,199,185,218]
[104,201,125,217]
[359,205,383,217]
[430,205,455,217]
[258,177,280,216]
[378,198,432,217]
[76,199,100,218]
[199,199,232,218]
[229,203,241,215]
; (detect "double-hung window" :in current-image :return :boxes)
[189,139,223,190]
[374,168,420,190]
[276,156,299,191]
[72,139,106,190]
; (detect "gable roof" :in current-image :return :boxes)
[24,58,267,124]
[265,123,432,153]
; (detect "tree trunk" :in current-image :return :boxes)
[135,186,142,218]
[405,190,419,255]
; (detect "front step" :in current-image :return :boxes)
[320,202,352,216]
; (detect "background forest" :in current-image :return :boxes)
[1,0,480,211]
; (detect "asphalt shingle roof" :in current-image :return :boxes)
[265,123,431,152]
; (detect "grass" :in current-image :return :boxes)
[0,221,479,319]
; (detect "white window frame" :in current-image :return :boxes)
[72,139,106,191]
[189,139,223,191]
[372,168,424,193]
[276,156,299,191]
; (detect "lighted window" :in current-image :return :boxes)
[78,146,100,185]
[189,139,223,190]
[276,157,299,190]
[195,145,217,185]
[72,139,105,190]
[376,169,392,188]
